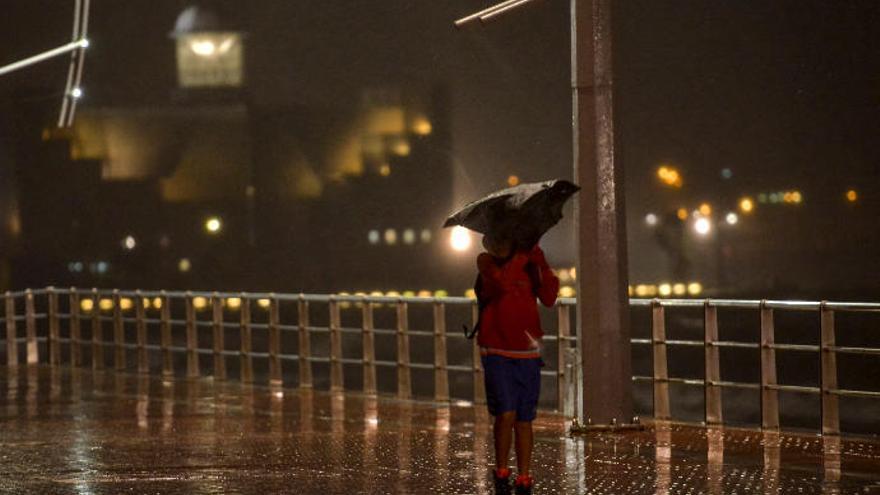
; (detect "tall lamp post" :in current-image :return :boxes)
[455,0,635,429]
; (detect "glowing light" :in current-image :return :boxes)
[257,299,271,309]
[226,298,242,310]
[464,289,477,299]
[450,226,472,252]
[687,282,703,296]
[570,268,576,280]
[434,290,449,298]
[673,283,687,296]
[71,87,83,99]
[123,235,136,250]
[120,298,134,311]
[725,212,739,225]
[142,298,151,309]
[791,191,803,204]
[739,197,755,214]
[80,299,94,312]
[79,39,90,48]
[412,118,432,135]
[720,168,733,179]
[402,229,416,245]
[557,269,571,283]
[391,139,411,156]
[178,258,191,273]
[677,208,689,221]
[417,290,432,298]
[846,189,858,203]
[698,203,712,216]
[190,39,216,56]
[657,165,683,188]
[420,229,432,243]
[99,299,113,311]
[635,284,649,297]
[645,213,658,226]
[559,286,576,298]
[384,229,397,245]
[658,283,672,297]
[694,218,712,236]
[192,297,207,310]
[379,164,391,177]
[367,230,380,245]
[205,217,222,234]
[507,175,520,187]
[152,297,162,309]
[386,291,401,298]
[402,291,415,298]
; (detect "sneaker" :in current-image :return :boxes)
[514,475,534,495]
[493,468,512,495]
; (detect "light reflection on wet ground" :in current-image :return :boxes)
[1,366,879,494]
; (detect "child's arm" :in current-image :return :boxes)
[528,246,560,307]
[477,252,528,299]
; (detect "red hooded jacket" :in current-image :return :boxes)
[475,246,560,358]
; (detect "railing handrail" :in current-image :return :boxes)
[3,286,879,436]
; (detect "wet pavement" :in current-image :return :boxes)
[1,367,879,494]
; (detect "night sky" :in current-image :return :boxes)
[1,0,878,291]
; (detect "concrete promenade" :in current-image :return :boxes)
[1,367,878,494]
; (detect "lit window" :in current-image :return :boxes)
[80,299,94,312]
[673,283,686,296]
[99,299,114,311]
[257,299,271,309]
[226,297,242,310]
[402,229,416,245]
[687,282,703,296]
[384,229,398,245]
[120,298,134,311]
[193,297,208,310]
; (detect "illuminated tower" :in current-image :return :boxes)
[170,5,245,92]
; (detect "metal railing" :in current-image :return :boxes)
[1,287,578,411]
[634,298,880,436]
[2,287,879,435]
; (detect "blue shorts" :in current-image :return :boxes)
[481,355,542,422]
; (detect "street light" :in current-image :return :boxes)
[694,217,712,236]
[205,217,222,234]
[450,226,472,252]
[739,197,755,214]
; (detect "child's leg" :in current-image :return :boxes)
[514,420,533,476]
[494,411,516,470]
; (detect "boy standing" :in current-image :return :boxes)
[476,235,559,495]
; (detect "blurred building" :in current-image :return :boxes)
[3,5,457,295]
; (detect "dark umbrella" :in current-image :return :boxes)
[443,179,580,249]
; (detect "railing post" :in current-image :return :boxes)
[268,295,282,386]
[433,300,449,402]
[113,290,126,371]
[237,293,252,383]
[704,300,722,425]
[557,304,571,412]
[212,293,226,381]
[472,302,486,404]
[91,288,103,370]
[135,290,148,374]
[652,299,670,420]
[362,297,377,395]
[329,297,344,392]
[69,289,81,367]
[185,292,199,378]
[47,287,60,366]
[298,296,312,388]
[760,301,779,430]
[5,291,18,367]
[160,291,173,378]
[820,302,839,435]
[25,289,38,364]
[396,299,411,400]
